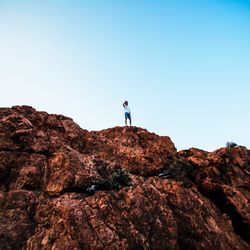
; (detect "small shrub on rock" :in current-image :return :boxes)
[87,168,131,194]
[159,157,195,180]
[226,142,238,148]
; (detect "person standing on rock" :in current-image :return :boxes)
[123,100,132,126]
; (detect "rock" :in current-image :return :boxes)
[0,106,249,249]
[178,146,250,246]
[0,190,37,249]
[91,126,176,175]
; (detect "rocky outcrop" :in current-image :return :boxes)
[0,106,249,249]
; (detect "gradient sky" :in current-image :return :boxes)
[0,0,250,151]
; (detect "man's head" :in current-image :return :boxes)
[124,101,128,106]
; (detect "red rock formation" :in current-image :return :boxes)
[0,106,249,249]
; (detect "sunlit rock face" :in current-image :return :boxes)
[0,106,249,250]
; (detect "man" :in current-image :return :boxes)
[123,100,132,126]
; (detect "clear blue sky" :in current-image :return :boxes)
[0,0,250,151]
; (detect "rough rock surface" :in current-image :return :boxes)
[0,106,249,250]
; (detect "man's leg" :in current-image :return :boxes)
[125,118,127,126]
[128,114,132,126]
